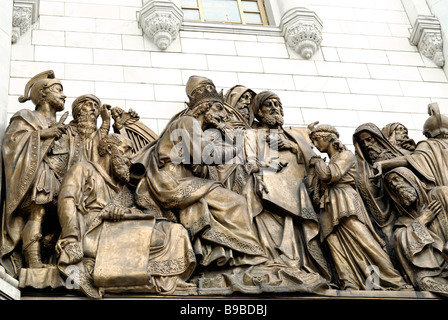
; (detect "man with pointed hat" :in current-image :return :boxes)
[130,76,267,278]
[1,70,68,275]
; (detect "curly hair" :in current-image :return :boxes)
[97,133,125,156]
[310,124,346,152]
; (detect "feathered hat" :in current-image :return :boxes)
[18,70,63,106]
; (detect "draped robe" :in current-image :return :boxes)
[132,115,267,268]
[57,161,196,298]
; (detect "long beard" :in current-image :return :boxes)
[366,145,393,162]
[397,186,417,206]
[77,114,97,138]
[236,105,250,122]
[263,113,284,126]
[47,94,65,111]
[112,152,131,183]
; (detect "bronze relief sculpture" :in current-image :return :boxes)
[1,70,448,299]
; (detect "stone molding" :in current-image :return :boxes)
[0,266,20,300]
[280,7,323,59]
[12,0,39,44]
[410,15,445,67]
[139,0,183,50]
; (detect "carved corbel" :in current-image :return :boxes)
[410,15,444,67]
[138,0,183,50]
[12,0,39,43]
[280,7,323,59]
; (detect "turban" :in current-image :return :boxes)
[72,94,102,120]
[252,91,280,116]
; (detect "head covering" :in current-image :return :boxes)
[309,121,339,139]
[252,91,280,117]
[71,94,102,120]
[353,122,403,163]
[19,70,63,106]
[423,103,448,138]
[382,122,404,142]
[224,85,256,107]
[224,85,256,126]
[185,75,224,109]
[185,75,216,100]
[383,167,429,220]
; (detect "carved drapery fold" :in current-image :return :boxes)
[410,15,445,67]
[12,0,39,44]
[139,0,183,50]
[280,7,323,59]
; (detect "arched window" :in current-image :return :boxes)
[181,0,268,25]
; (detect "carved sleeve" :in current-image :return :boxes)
[314,160,331,183]
[328,151,355,184]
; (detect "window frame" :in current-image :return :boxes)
[181,0,268,26]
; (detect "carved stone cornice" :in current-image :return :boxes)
[280,7,323,59]
[410,15,444,67]
[138,0,183,50]
[12,0,39,44]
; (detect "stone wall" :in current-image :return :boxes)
[7,0,448,150]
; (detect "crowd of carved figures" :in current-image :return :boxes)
[1,70,448,299]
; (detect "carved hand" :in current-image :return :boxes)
[255,175,269,198]
[100,104,112,121]
[419,200,441,225]
[309,155,325,167]
[371,161,383,179]
[40,124,67,140]
[278,139,298,153]
[110,206,127,222]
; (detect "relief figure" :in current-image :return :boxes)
[309,123,410,290]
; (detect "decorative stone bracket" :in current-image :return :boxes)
[12,0,39,44]
[280,7,323,59]
[138,0,183,50]
[410,15,444,67]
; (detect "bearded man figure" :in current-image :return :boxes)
[384,167,448,296]
[63,94,111,168]
[1,70,68,277]
[57,134,196,298]
[353,123,405,254]
[381,122,416,154]
[224,85,256,127]
[374,103,448,189]
[308,123,410,291]
[130,77,267,281]
[244,91,332,291]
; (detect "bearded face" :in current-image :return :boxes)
[386,173,418,207]
[45,84,66,112]
[235,92,253,123]
[111,148,131,184]
[259,98,284,127]
[75,101,98,137]
[357,131,392,162]
[203,101,227,128]
[396,185,418,206]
